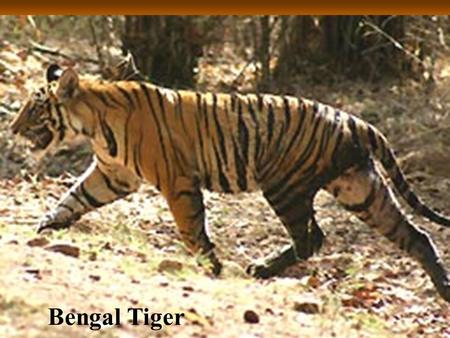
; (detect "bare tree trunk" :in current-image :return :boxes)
[274,15,412,82]
[122,16,203,88]
[274,16,316,85]
[321,16,410,78]
[258,16,271,92]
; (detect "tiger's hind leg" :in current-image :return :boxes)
[247,190,325,279]
[326,161,450,302]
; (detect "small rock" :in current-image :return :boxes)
[45,244,80,258]
[102,242,113,250]
[89,274,101,282]
[307,275,320,288]
[182,285,194,292]
[157,259,183,273]
[27,237,49,247]
[88,252,97,261]
[24,268,40,276]
[293,299,320,314]
[243,310,259,324]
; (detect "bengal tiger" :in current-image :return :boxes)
[10,64,450,302]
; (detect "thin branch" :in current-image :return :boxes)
[361,20,429,70]
[88,17,105,69]
[28,40,99,65]
[229,59,255,90]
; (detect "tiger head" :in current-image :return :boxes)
[10,64,82,159]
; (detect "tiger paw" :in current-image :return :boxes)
[210,258,222,276]
[434,277,450,303]
[296,223,326,260]
[198,250,222,277]
[36,213,75,234]
[246,263,276,279]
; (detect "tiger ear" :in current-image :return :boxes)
[55,68,79,100]
[46,64,63,83]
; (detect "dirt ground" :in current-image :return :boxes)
[1,35,450,338]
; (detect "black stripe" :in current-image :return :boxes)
[194,93,211,189]
[133,132,143,178]
[262,106,320,188]
[95,154,109,166]
[212,141,232,193]
[154,163,161,191]
[274,188,307,218]
[273,160,322,216]
[175,91,189,136]
[132,88,142,109]
[202,97,210,137]
[392,169,408,193]
[196,92,203,113]
[237,99,249,165]
[257,94,264,112]
[103,91,126,108]
[124,111,132,165]
[70,191,88,209]
[54,105,66,141]
[378,186,390,214]
[99,170,130,197]
[265,135,318,202]
[212,93,228,166]
[286,117,332,193]
[100,118,118,157]
[275,192,313,224]
[92,91,117,109]
[248,97,259,126]
[116,85,135,110]
[347,116,360,147]
[283,96,291,133]
[264,97,307,175]
[232,139,247,191]
[383,149,395,170]
[80,183,104,208]
[267,101,275,145]
[58,104,78,133]
[231,93,237,112]
[331,124,344,165]
[248,99,262,164]
[59,203,75,213]
[368,125,378,151]
[140,84,171,174]
[155,89,184,168]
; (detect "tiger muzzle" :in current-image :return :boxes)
[21,126,54,151]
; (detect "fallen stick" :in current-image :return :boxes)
[28,40,99,65]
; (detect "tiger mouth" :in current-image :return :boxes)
[23,127,54,151]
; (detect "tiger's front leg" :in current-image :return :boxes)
[166,176,222,276]
[37,159,140,233]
